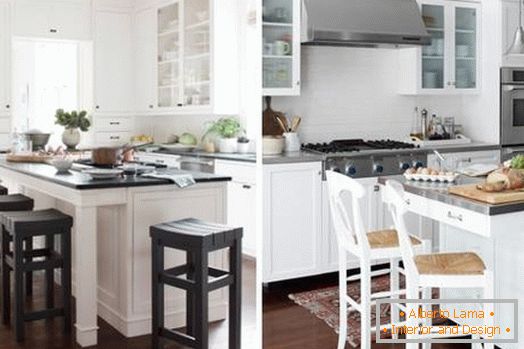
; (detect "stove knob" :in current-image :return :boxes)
[373,163,384,174]
[345,164,357,176]
[413,160,424,169]
[400,162,411,170]
[327,165,342,173]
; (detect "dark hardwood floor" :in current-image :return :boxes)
[263,272,470,349]
[0,258,256,349]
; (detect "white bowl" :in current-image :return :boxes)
[263,136,285,155]
[50,158,73,173]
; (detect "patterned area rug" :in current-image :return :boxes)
[288,274,397,348]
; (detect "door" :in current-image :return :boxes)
[0,2,10,114]
[420,2,447,91]
[135,8,157,112]
[262,0,300,96]
[94,10,133,114]
[452,2,479,90]
[263,162,322,282]
[228,182,257,257]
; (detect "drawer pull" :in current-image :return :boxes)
[242,185,251,189]
[110,136,120,140]
[109,122,121,125]
[447,211,463,222]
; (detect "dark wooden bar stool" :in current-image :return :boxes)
[1,209,73,342]
[0,185,8,195]
[150,218,243,349]
[0,194,34,295]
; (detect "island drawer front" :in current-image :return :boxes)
[405,192,489,237]
[214,160,255,184]
[95,132,131,145]
[94,117,133,132]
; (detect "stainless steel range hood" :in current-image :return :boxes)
[301,0,431,47]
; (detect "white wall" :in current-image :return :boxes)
[271,46,466,144]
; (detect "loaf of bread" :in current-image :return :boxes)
[483,168,524,191]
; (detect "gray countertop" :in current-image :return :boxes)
[263,151,325,164]
[0,160,231,190]
[263,142,500,165]
[153,149,256,163]
[378,175,524,216]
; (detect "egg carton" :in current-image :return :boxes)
[403,172,459,183]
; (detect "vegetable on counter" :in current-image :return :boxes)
[510,154,524,169]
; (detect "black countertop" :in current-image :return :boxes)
[0,160,231,190]
[378,175,524,216]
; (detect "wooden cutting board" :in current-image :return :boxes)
[449,184,524,204]
[6,154,53,163]
[262,96,285,136]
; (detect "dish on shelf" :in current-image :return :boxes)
[82,169,124,180]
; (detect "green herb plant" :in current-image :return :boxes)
[511,155,524,169]
[55,109,91,132]
[203,117,242,139]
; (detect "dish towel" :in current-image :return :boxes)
[142,171,196,188]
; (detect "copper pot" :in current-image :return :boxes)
[90,142,151,166]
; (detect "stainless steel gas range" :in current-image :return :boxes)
[302,139,428,178]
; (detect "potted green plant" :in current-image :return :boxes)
[203,117,242,153]
[55,109,91,149]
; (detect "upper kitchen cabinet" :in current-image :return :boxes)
[13,0,92,40]
[0,1,11,116]
[262,0,300,96]
[134,0,239,115]
[398,0,481,95]
[94,8,133,115]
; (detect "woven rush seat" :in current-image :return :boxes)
[1,209,73,234]
[414,252,486,275]
[366,229,422,249]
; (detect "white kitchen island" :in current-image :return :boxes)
[0,160,231,347]
[379,176,523,348]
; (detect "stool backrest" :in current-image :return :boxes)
[383,180,418,277]
[325,170,370,255]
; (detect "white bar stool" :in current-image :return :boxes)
[325,171,430,349]
[383,179,494,349]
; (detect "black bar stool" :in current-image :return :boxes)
[0,185,8,195]
[1,209,73,342]
[0,194,34,295]
[150,218,243,349]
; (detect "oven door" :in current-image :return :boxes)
[501,84,524,145]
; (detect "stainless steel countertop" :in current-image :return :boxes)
[263,142,500,165]
[378,175,524,216]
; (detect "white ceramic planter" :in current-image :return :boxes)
[218,138,238,153]
[62,128,81,149]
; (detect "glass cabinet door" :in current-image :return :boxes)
[421,4,445,90]
[454,6,477,89]
[157,2,181,108]
[263,0,295,90]
[183,0,210,107]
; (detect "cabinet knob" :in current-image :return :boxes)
[296,81,300,86]
[149,105,154,109]
[95,105,100,109]
[5,104,9,109]
[177,103,183,107]
[50,28,57,33]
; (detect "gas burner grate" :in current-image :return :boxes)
[302,139,417,154]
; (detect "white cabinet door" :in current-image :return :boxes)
[228,182,257,257]
[134,7,157,112]
[94,10,133,114]
[262,0,301,96]
[0,2,10,115]
[13,1,91,40]
[263,162,322,282]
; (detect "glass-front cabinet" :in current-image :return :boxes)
[157,0,210,109]
[399,0,480,95]
[262,0,300,96]
[135,0,238,115]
